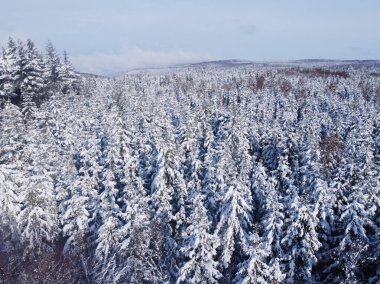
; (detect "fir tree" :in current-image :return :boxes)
[177,192,222,284]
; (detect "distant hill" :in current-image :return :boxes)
[77,72,110,79]
[100,59,380,77]
[178,59,380,69]
[179,59,254,68]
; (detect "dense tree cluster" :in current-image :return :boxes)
[0,38,79,110]
[0,42,380,283]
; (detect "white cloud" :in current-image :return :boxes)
[71,47,207,75]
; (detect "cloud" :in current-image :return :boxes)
[71,47,207,75]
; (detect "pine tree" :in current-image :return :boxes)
[0,38,22,104]
[17,108,60,259]
[114,127,162,284]
[0,164,21,229]
[330,161,374,283]
[94,157,122,283]
[260,175,287,282]
[44,41,61,94]
[0,100,25,230]
[214,128,253,277]
[18,168,59,259]
[177,192,221,284]
[60,136,100,254]
[281,191,321,283]
[149,142,179,280]
[20,40,44,117]
[57,51,79,94]
[235,233,283,284]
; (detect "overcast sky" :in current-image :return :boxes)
[1,0,379,74]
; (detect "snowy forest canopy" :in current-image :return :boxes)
[1,38,380,283]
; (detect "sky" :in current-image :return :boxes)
[1,0,379,74]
